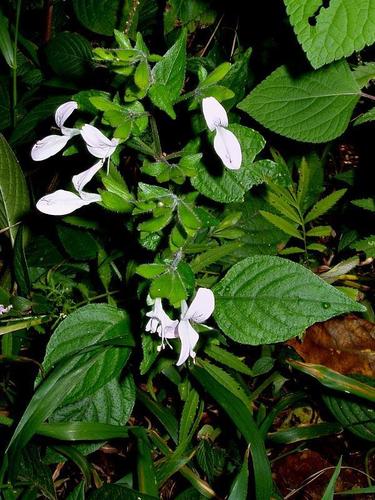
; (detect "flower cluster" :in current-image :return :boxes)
[32,101,118,216]
[146,288,215,366]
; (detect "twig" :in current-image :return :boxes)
[199,14,224,57]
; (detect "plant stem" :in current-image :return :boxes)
[12,0,22,127]
[361,92,375,101]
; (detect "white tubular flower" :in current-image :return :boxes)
[31,101,80,161]
[0,304,12,315]
[81,124,119,173]
[36,161,102,216]
[176,288,215,366]
[202,96,242,170]
[145,298,178,351]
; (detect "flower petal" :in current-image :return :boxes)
[184,288,215,323]
[72,160,104,193]
[36,190,96,215]
[55,101,78,129]
[81,124,119,159]
[31,135,70,161]
[202,96,228,131]
[146,298,178,338]
[176,319,199,366]
[213,127,242,170]
[80,191,102,203]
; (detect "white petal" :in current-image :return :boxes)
[80,191,102,203]
[81,124,119,159]
[214,127,242,170]
[202,97,228,131]
[184,288,215,324]
[176,319,199,366]
[31,135,70,161]
[72,160,104,193]
[55,101,78,129]
[146,298,178,338]
[36,190,96,216]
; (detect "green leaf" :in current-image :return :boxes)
[45,32,92,79]
[148,84,176,119]
[204,344,253,376]
[0,9,14,68]
[13,225,31,296]
[164,0,216,35]
[304,188,346,223]
[67,482,85,500]
[0,77,11,131]
[18,445,56,500]
[214,255,365,345]
[0,134,30,245]
[190,242,243,273]
[150,262,194,303]
[36,304,133,404]
[179,388,200,444]
[322,456,342,500]
[238,61,360,143]
[228,447,249,500]
[192,360,273,500]
[57,224,98,260]
[306,225,332,237]
[137,263,167,278]
[297,154,324,213]
[323,375,375,442]
[353,62,375,88]
[350,235,375,258]
[89,484,158,500]
[259,211,302,239]
[48,375,135,456]
[351,198,375,212]
[284,0,375,69]
[354,107,375,126]
[151,29,187,102]
[73,0,120,36]
[131,428,159,497]
[191,126,267,203]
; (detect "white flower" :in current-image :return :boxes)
[145,298,178,351]
[176,288,215,366]
[0,304,12,315]
[81,124,119,173]
[36,161,102,216]
[202,96,242,170]
[31,101,80,161]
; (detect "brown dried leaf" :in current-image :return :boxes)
[288,314,375,377]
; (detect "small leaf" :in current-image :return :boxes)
[238,62,360,143]
[214,255,365,345]
[259,211,303,239]
[305,189,347,223]
[350,235,375,258]
[0,9,14,68]
[306,225,332,237]
[351,198,375,212]
[354,107,375,126]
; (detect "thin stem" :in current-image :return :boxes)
[12,0,22,127]
[150,115,162,157]
[361,91,375,101]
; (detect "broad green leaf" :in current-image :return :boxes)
[351,198,375,212]
[192,360,273,500]
[150,262,195,303]
[10,95,69,146]
[0,134,30,245]
[259,211,303,239]
[323,375,375,442]
[73,0,120,36]
[238,61,360,143]
[48,375,135,457]
[36,304,133,404]
[284,0,375,69]
[57,224,98,260]
[151,29,187,101]
[149,83,176,119]
[354,107,375,126]
[350,235,375,258]
[191,126,268,203]
[228,447,249,500]
[231,193,288,259]
[214,255,365,344]
[18,445,56,500]
[45,32,92,79]
[304,188,347,223]
[353,62,375,88]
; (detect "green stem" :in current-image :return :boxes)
[12,0,22,127]
[150,115,162,157]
